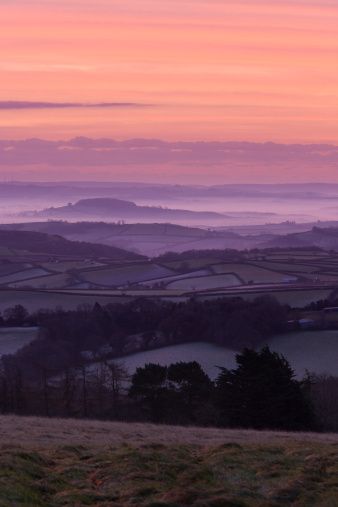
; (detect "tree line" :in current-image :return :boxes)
[0,296,288,381]
[0,346,329,432]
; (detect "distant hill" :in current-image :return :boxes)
[6,222,338,256]
[0,230,144,259]
[262,226,338,250]
[0,221,254,256]
[29,197,226,222]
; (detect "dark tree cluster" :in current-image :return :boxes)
[0,347,315,432]
[129,347,314,430]
[0,296,288,381]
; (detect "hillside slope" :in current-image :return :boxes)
[262,226,338,250]
[0,221,251,256]
[0,230,144,260]
[0,415,338,506]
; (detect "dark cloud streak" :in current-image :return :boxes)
[0,101,150,110]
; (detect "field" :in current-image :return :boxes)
[211,263,297,283]
[80,263,174,287]
[98,342,237,380]
[1,415,338,506]
[0,290,129,312]
[198,288,333,307]
[9,273,74,289]
[0,327,39,356]
[268,330,338,377]
[0,247,338,308]
[103,331,338,380]
[167,273,242,290]
[0,268,49,285]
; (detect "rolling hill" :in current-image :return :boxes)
[0,221,251,256]
[0,230,144,260]
[262,226,338,250]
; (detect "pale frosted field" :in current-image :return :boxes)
[267,331,338,378]
[0,327,39,357]
[1,415,338,448]
[111,342,237,380]
[110,331,338,380]
[167,273,241,290]
[0,268,49,285]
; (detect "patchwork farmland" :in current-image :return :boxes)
[0,249,338,310]
[0,247,337,309]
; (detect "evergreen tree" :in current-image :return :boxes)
[216,347,314,430]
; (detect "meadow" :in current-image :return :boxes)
[0,327,39,356]
[100,330,338,380]
[1,415,338,506]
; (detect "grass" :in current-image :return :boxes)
[1,416,338,506]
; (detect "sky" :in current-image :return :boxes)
[0,0,338,182]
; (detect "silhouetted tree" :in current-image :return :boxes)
[216,347,314,430]
[4,305,29,326]
[129,363,168,422]
[167,361,213,422]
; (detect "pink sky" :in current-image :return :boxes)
[1,0,338,144]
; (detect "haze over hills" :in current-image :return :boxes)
[5,220,338,256]
[26,197,226,224]
[4,180,338,226]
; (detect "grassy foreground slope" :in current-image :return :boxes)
[1,416,338,506]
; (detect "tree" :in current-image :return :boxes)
[167,361,213,422]
[129,363,168,422]
[216,347,314,431]
[4,305,29,326]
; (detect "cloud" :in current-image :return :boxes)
[0,101,150,110]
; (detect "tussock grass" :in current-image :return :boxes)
[1,416,338,506]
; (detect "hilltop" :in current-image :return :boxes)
[27,197,225,223]
[0,415,338,506]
